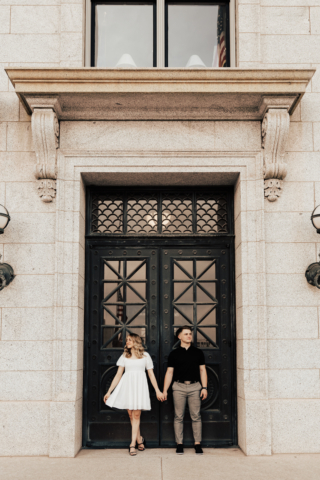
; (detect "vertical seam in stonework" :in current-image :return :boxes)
[274,116,280,165]
[309,7,311,35]
[41,113,48,165]
[160,456,163,480]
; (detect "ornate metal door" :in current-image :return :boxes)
[160,246,234,446]
[84,246,160,447]
[83,187,236,448]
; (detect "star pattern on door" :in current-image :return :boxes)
[101,259,147,348]
[173,259,218,348]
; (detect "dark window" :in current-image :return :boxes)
[92,1,156,67]
[88,188,232,235]
[165,1,229,68]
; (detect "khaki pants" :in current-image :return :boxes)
[172,381,202,444]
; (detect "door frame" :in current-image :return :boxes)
[82,186,237,448]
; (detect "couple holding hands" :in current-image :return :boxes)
[103,325,208,456]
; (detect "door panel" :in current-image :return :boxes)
[160,247,234,447]
[84,242,235,448]
[85,246,160,447]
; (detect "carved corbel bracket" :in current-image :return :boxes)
[31,108,59,202]
[262,108,290,202]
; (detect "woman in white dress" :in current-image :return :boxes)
[103,333,164,456]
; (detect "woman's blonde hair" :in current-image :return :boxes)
[124,333,145,359]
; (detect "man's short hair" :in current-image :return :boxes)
[176,325,193,337]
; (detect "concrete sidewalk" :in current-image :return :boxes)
[1,448,320,480]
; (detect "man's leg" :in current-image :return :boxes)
[187,383,202,444]
[172,382,187,445]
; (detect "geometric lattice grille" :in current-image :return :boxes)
[127,194,158,233]
[162,193,193,233]
[101,259,147,349]
[91,195,123,233]
[197,194,228,233]
[173,259,218,349]
[90,190,229,235]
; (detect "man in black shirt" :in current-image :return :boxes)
[163,326,207,455]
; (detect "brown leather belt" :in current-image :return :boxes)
[176,380,198,385]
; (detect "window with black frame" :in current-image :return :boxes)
[92,1,156,67]
[90,0,230,68]
[165,1,229,68]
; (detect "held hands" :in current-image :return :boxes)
[156,390,166,402]
[200,388,208,401]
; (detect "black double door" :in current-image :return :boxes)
[83,239,236,448]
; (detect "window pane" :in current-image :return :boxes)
[197,194,228,233]
[127,196,158,234]
[167,3,228,68]
[162,193,193,233]
[197,327,217,348]
[92,196,123,233]
[95,4,154,68]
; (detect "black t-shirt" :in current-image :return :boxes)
[167,345,205,383]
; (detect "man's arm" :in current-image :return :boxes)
[199,365,208,400]
[163,367,174,401]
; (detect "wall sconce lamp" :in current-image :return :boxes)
[0,204,15,291]
[311,205,320,233]
[305,205,320,288]
[0,204,10,234]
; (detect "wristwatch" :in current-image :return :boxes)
[201,387,208,390]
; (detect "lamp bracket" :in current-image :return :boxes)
[305,262,320,289]
[262,108,289,202]
[31,108,59,203]
[0,262,15,291]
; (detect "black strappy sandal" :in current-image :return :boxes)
[136,437,146,451]
[129,445,137,456]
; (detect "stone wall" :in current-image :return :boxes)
[0,0,320,457]
[238,0,320,454]
[0,0,84,456]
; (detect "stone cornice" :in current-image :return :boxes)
[5,68,315,121]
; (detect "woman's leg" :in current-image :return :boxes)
[128,409,144,449]
[127,410,142,444]
[127,410,137,455]
[130,410,142,448]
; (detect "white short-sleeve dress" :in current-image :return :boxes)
[105,352,154,411]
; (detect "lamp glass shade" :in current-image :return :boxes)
[311,205,320,230]
[185,54,206,68]
[115,53,137,69]
[0,204,10,230]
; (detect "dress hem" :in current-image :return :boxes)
[106,403,151,411]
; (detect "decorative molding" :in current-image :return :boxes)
[31,108,59,202]
[7,67,314,120]
[262,108,290,202]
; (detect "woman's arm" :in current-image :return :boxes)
[103,366,125,403]
[163,367,174,401]
[147,369,164,401]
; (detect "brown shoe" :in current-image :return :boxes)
[136,437,145,451]
[129,445,137,456]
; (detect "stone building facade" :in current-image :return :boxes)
[0,0,320,458]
